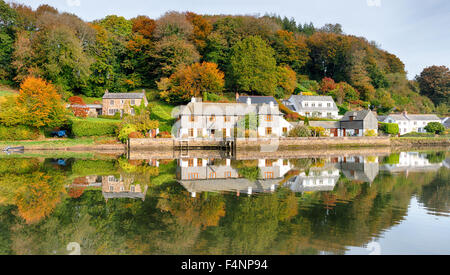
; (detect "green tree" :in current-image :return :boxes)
[229,36,278,95]
[424,122,445,135]
[416,65,450,105]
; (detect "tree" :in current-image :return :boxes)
[152,35,200,78]
[416,66,450,105]
[276,66,297,97]
[154,11,193,40]
[160,62,225,103]
[16,77,67,128]
[186,12,212,52]
[271,30,310,74]
[425,122,445,135]
[69,96,89,118]
[131,15,156,39]
[320,77,337,94]
[229,36,278,95]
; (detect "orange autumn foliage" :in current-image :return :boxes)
[17,77,67,128]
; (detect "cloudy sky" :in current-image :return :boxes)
[18,0,450,79]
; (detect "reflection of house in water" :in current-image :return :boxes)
[338,156,380,183]
[102,175,148,201]
[177,158,293,197]
[380,152,443,174]
[284,163,340,192]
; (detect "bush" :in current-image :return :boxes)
[425,122,445,135]
[118,124,137,143]
[70,118,120,137]
[71,159,118,177]
[401,132,434,137]
[288,125,311,137]
[0,125,40,140]
[380,123,399,135]
[365,129,377,137]
[129,131,144,139]
[98,113,121,120]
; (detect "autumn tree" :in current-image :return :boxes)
[154,11,193,40]
[159,62,225,103]
[320,77,337,94]
[271,30,310,74]
[16,77,67,128]
[416,65,450,105]
[69,96,89,118]
[276,66,297,97]
[229,36,278,95]
[186,12,212,52]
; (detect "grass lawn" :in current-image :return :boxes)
[149,101,176,133]
[0,137,119,148]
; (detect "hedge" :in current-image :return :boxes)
[0,125,40,140]
[70,118,120,137]
[380,123,399,135]
[71,159,118,177]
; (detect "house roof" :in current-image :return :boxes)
[442,117,450,128]
[287,95,339,112]
[386,113,441,121]
[179,102,282,116]
[341,110,374,121]
[237,96,278,105]
[102,92,146,100]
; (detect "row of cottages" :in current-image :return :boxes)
[291,110,379,137]
[378,112,441,135]
[283,94,340,119]
[174,97,293,139]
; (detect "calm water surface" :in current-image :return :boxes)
[0,150,448,255]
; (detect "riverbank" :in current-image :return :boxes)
[0,137,126,153]
[1,136,448,153]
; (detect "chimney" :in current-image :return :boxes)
[105,89,109,94]
[270,101,274,108]
[236,93,240,101]
[247,97,252,105]
[191,98,196,103]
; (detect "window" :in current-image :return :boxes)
[110,100,114,105]
[197,129,203,137]
[121,100,124,104]
[282,127,288,134]
[120,186,125,192]
[190,115,195,122]
[210,115,216,122]
[225,172,232,178]
[188,159,194,167]
[327,103,331,107]
[223,128,227,138]
[109,185,114,192]
[319,103,322,107]
[327,113,332,118]
[305,112,310,117]
[266,115,273,122]
[131,186,135,192]
[188,128,194,137]
[209,172,216,179]
[283,159,289,166]
[304,103,309,107]
[265,172,274,179]
[265,159,273,167]
[197,159,203,166]
[131,100,135,106]
[224,116,231,122]
[266,127,272,136]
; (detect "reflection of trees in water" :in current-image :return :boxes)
[0,155,448,255]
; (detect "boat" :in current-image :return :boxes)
[2,146,25,152]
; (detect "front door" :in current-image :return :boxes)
[210,129,216,138]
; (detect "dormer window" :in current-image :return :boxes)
[327,103,331,107]
[304,103,309,107]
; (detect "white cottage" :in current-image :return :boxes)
[283,94,340,119]
[383,112,441,135]
[173,98,293,139]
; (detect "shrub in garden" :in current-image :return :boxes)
[288,125,311,137]
[118,124,137,143]
[380,123,399,135]
[425,122,445,135]
[70,118,120,137]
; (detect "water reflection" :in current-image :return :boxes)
[0,150,448,255]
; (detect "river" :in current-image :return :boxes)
[0,149,448,255]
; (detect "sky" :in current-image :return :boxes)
[15,0,450,79]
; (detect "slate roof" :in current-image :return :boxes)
[179,102,282,116]
[287,95,339,112]
[386,114,441,121]
[237,96,278,105]
[102,92,146,100]
[341,110,373,121]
